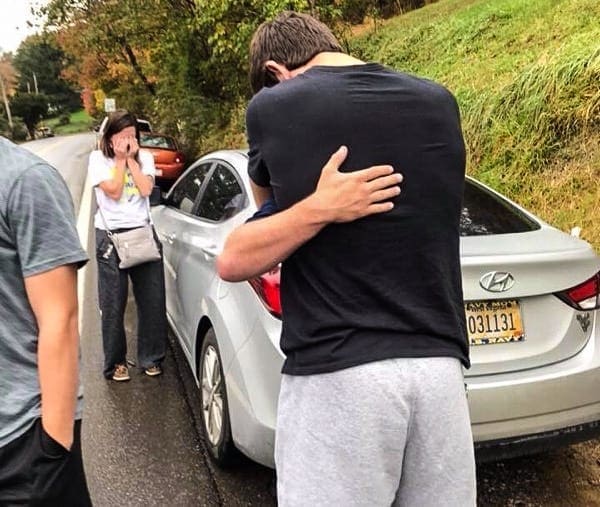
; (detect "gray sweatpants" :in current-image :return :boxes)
[275,357,476,507]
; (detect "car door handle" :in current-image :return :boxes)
[199,243,218,260]
[163,232,176,244]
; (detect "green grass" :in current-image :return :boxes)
[350,0,600,250]
[45,109,95,135]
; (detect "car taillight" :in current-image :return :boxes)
[248,266,281,318]
[556,272,600,310]
[175,152,185,164]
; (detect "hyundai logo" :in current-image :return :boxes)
[479,271,515,292]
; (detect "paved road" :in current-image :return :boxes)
[21,134,600,506]
[22,133,92,211]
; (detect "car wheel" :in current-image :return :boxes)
[199,328,237,466]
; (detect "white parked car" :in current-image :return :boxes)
[152,149,600,467]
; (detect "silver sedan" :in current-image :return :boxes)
[152,149,600,468]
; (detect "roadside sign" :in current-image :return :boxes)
[104,98,116,112]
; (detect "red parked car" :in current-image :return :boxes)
[139,133,185,190]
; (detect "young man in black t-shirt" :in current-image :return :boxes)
[218,11,476,506]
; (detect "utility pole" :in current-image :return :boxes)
[0,74,13,130]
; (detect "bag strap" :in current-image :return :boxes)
[145,196,154,225]
[96,194,114,238]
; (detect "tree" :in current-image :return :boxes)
[44,0,161,111]
[0,53,17,130]
[10,93,49,138]
[13,34,81,114]
[39,0,434,156]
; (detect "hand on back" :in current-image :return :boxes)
[311,146,403,223]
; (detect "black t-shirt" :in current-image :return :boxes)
[247,63,469,375]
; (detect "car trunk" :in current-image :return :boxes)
[461,227,600,376]
[147,147,177,165]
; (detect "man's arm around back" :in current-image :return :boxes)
[217,146,402,282]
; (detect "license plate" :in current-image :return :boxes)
[465,300,525,346]
[155,169,163,176]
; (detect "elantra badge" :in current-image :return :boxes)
[479,271,515,292]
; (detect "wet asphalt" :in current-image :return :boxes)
[79,212,220,505]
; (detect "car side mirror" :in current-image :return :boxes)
[149,185,162,206]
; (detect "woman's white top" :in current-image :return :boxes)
[88,149,155,230]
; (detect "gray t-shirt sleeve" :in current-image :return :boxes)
[8,163,88,277]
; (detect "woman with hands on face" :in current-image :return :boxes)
[87,110,167,382]
[103,126,153,201]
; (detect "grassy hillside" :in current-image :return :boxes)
[351,0,600,249]
[46,109,95,135]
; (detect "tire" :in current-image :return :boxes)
[199,328,237,466]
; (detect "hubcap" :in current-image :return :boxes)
[201,345,223,446]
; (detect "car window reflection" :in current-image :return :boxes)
[460,181,540,236]
[196,164,245,222]
[168,163,212,213]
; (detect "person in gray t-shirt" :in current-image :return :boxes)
[0,137,92,505]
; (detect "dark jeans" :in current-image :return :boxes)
[0,419,92,506]
[95,228,167,378]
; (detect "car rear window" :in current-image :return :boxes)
[460,180,540,236]
[140,134,176,149]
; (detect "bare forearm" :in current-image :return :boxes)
[128,158,153,196]
[218,146,402,282]
[101,161,126,200]
[38,310,79,447]
[217,197,328,281]
[26,265,80,450]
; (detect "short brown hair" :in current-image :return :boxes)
[249,11,342,94]
[100,109,139,159]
